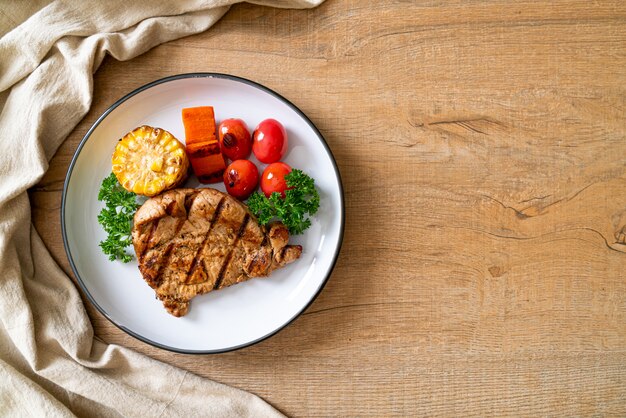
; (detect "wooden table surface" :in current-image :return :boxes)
[30,1,626,416]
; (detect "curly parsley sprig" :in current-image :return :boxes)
[97,173,139,263]
[247,169,320,235]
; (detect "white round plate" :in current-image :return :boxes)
[62,73,344,353]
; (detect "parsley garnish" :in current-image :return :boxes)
[97,173,139,263]
[247,169,320,235]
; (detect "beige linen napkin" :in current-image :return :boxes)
[0,1,322,416]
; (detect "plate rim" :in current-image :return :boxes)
[61,72,345,354]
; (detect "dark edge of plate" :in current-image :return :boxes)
[61,73,345,354]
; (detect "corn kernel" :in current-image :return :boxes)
[111,125,189,196]
[150,157,163,172]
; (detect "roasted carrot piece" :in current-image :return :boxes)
[185,140,226,184]
[182,106,216,145]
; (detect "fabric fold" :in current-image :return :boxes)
[0,0,324,415]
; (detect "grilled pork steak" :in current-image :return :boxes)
[132,188,302,317]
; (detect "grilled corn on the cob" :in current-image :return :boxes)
[112,126,189,196]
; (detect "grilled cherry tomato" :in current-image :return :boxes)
[260,162,292,198]
[218,118,252,161]
[223,160,259,200]
[252,119,288,163]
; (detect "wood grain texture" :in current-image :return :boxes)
[29,1,626,416]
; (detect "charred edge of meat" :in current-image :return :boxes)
[245,249,271,277]
[269,224,289,249]
[275,244,303,264]
[159,296,189,317]
[185,197,225,280]
[213,214,250,290]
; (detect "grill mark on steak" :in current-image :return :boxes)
[132,189,302,316]
[196,262,211,295]
[214,213,250,290]
[151,243,173,288]
[151,218,186,288]
[141,229,173,253]
[184,190,200,211]
[185,192,199,208]
[186,196,225,281]
[137,221,156,262]
[165,200,177,216]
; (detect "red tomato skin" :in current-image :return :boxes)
[223,160,259,200]
[252,119,288,164]
[260,162,292,198]
[218,119,252,161]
